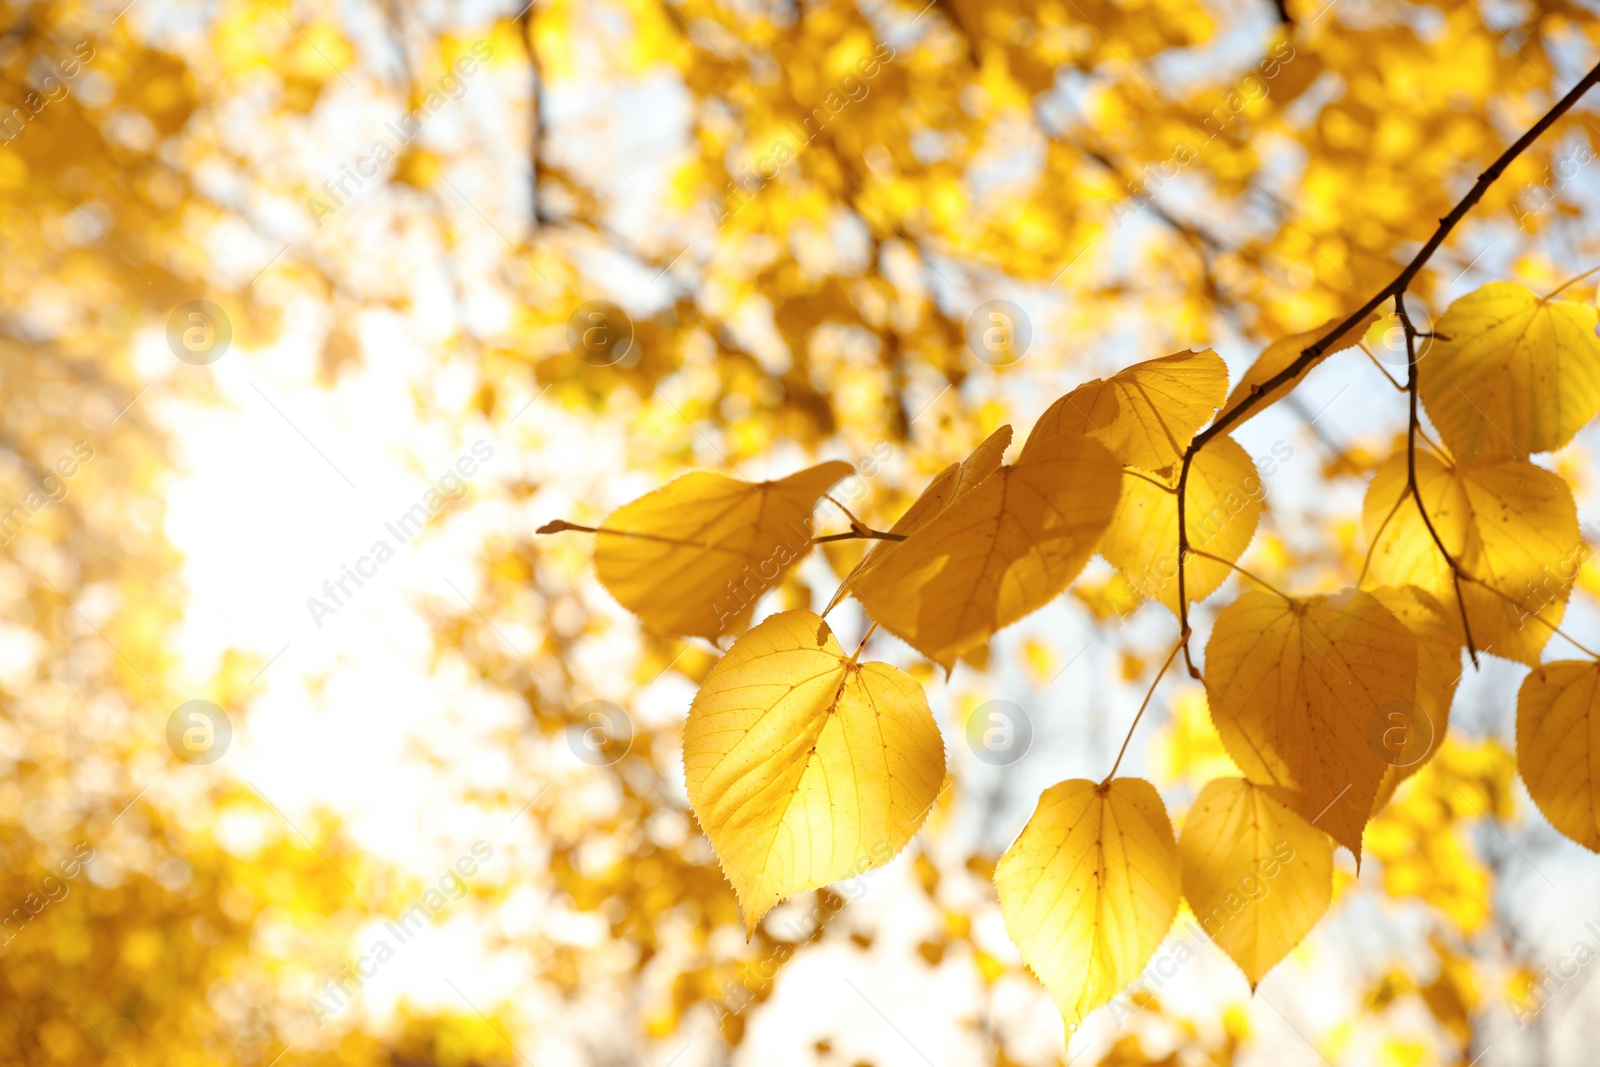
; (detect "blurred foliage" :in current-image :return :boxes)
[1,0,1597,1063]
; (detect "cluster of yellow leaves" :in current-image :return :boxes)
[550,278,1600,1037]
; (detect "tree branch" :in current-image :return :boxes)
[1190,59,1600,454]
[518,1,547,230]
[1173,58,1600,670]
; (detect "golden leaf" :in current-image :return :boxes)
[1204,589,1418,858]
[1367,586,1464,813]
[1516,660,1600,851]
[826,426,1012,615]
[583,460,853,641]
[1022,349,1228,470]
[1362,448,1582,665]
[1099,435,1262,611]
[995,778,1180,1029]
[1180,777,1333,988]
[683,610,946,933]
[840,427,1120,669]
[1219,313,1378,428]
[1419,281,1600,459]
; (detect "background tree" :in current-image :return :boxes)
[3,0,1600,1065]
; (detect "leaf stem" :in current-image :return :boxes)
[824,493,868,531]
[1356,341,1407,392]
[1104,631,1186,785]
[1544,262,1600,300]
[1357,490,1406,588]
[849,621,881,663]
[1124,467,1179,493]
[1467,577,1600,660]
[1187,547,1291,601]
[536,519,599,534]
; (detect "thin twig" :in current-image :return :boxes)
[1398,294,1479,666]
[812,530,908,543]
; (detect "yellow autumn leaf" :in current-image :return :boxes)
[843,428,1120,669]
[1419,281,1600,460]
[995,778,1180,1029]
[683,610,946,933]
[1219,313,1378,427]
[1368,586,1464,813]
[1516,660,1600,851]
[827,426,1012,614]
[1361,447,1582,665]
[1099,435,1263,611]
[1022,349,1228,470]
[572,460,853,641]
[1204,588,1418,858]
[1179,777,1333,988]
